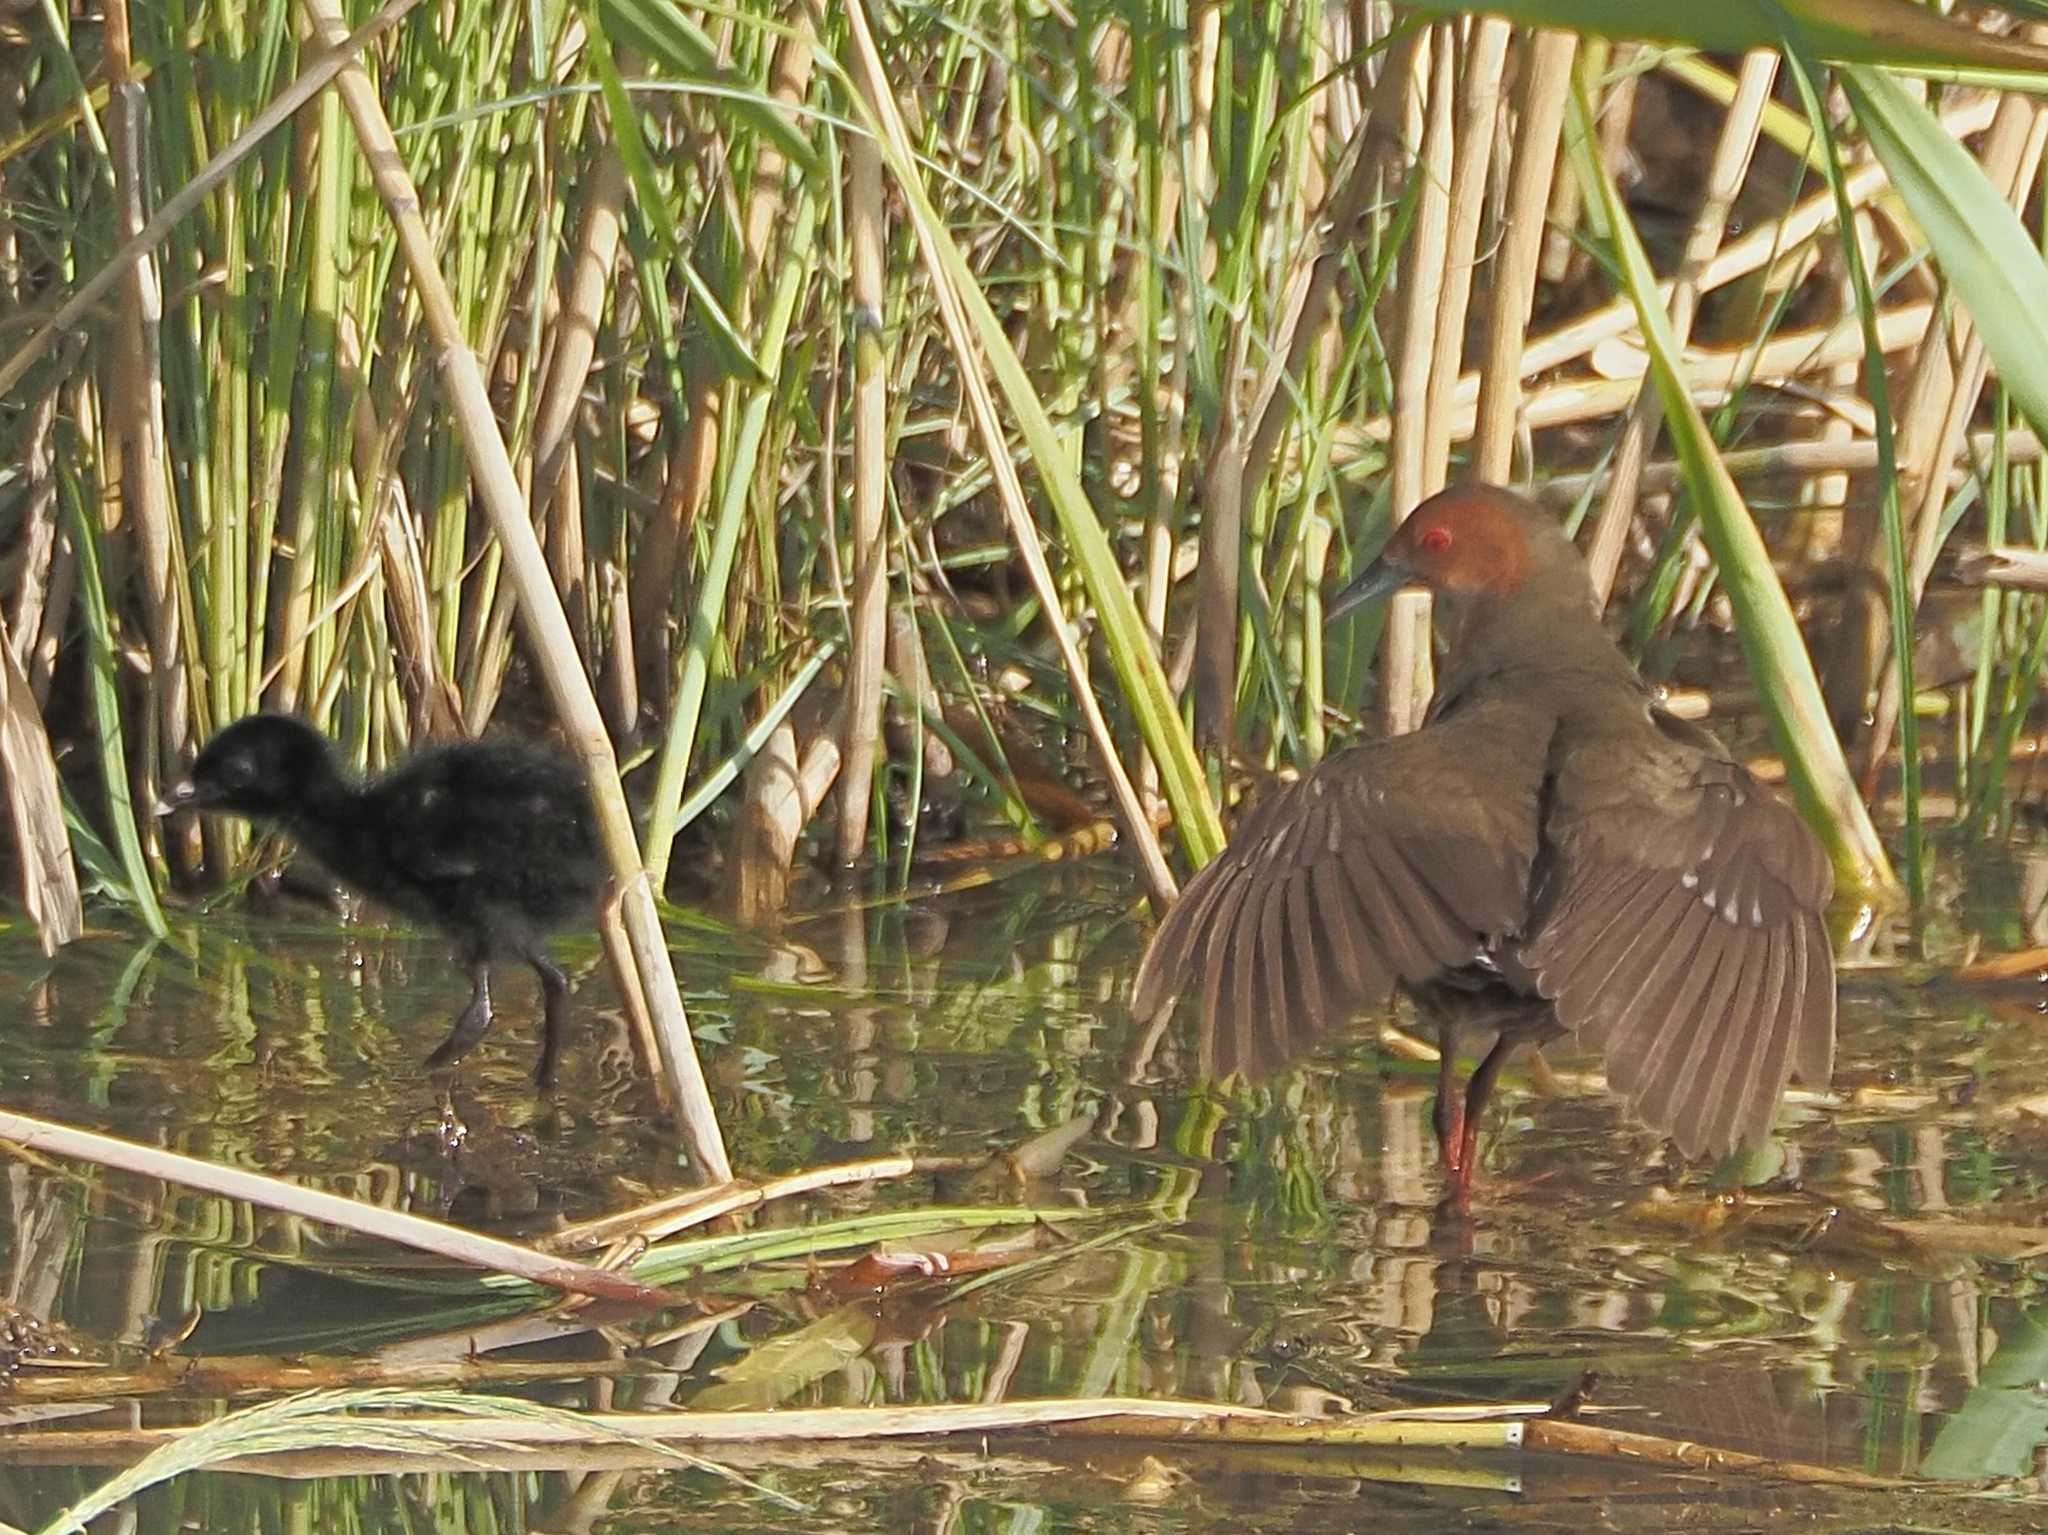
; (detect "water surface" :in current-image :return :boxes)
[2,853,2046,1531]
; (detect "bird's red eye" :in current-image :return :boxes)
[1418,525,1453,555]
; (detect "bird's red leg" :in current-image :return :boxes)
[1433,1019,1467,1189]
[1451,1034,1520,1203]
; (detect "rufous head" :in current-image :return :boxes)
[1327,484,1578,619]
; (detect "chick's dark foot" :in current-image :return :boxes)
[529,951,570,1093]
[426,966,494,1071]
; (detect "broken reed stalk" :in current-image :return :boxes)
[300,0,732,1183]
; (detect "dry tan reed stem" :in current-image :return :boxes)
[1383,25,1451,737]
[599,557,638,739]
[647,24,813,716]
[1240,112,1371,503]
[841,0,1178,907]
[543,1151,952,1251]
[301,0,731,1183]
[1192,361,1246,752]
[1801,219,1870,562]
[1343,299,1935,457]
[730,719,841,925]
[1187,1,1221,280]
[532,151,624,511]
[742,24,816,313]
[1421,17,1509,495]
[1593,42,1641,165]
[1539,36,1600,282]
[4,1399,1295,1471]
[3,1352,680,1407]
[0,1397,1907,1487]
[25,483,76,712]
[736,722,802,927]
[1861,79,2048,782]
[0,615,81,952]
[1473,31,1576,483]
[0,1107,687,1304]
[837,119,889,864]
[1521,1418,1897,1490]
[103,0,191,861]
[7,376,63,674]
[529,150,625,664]
[1392,25,1451,514]
[1960,546,2048,590]
[637,368,720,701]
[1585,49,1777,608]
[1543,425,2044,504]
[336,321,462,736]
[1507,93,1995,386]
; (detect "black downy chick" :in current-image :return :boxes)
[159,715,606,1088]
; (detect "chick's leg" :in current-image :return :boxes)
[527,947,572,1091]
[426,950,494,1070]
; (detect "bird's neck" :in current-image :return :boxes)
[277,768,365,864]
[1434,581,1636,707]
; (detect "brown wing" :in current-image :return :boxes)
[1521,717,1836,1158]
[1131,698,1553,1078]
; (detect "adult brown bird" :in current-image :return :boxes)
[1131,483,1836,1204]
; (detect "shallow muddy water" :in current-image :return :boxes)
[2,853,2047,1532]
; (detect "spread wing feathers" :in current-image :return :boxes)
[1131,701,1553,1079]
[1522,746,1836,1158]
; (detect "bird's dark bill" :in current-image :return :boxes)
[154,779,203,816]
[1325,555,1412,622]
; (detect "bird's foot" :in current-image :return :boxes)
[1435,1152,1476,1218]
[1457,1116,1484,1194]
[532,1024,562,1094]
[1432,1091,1477,1212]
[530,954,570,1095]
[425,993,494,1072]
[1433,1095,1466,1172]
